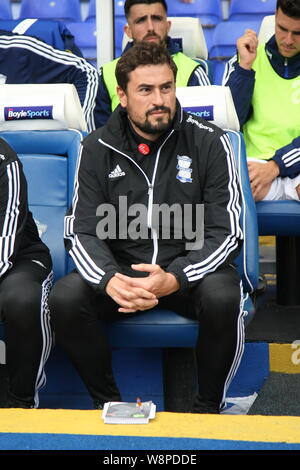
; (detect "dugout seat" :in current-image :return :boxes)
[122,16,211,80]
[228,0,276,22]
[66,21,97,66]
[167,0,222,26]
[0,83,87,280]
[258,15,275,43]
[18,0,82,23]
[254,14,300,306]
[209,20,262,60]
[0,18,82,56]
[122,16,208,60]
[0,0,12,20]
[0,83,259,410]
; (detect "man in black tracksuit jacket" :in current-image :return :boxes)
[0,138,52,408]
[50,42,244,414]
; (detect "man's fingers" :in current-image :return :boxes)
[131,263,159,273]
[114,294,158,312]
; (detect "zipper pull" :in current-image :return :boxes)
[284,58,288,78]
[148,184,153,195]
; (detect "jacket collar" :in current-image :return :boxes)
[122,36,181,56]
[99,100,183,151]
[265,34,300,78]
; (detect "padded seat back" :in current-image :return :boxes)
[0,130,84,281]
[122,17,208,59]
[19,0,82,22]
[176,85,259,295]
[228,0,276,22]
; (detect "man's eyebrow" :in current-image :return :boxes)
[133,14,164,23]
[137,80,173,88]
[277,22,300,34]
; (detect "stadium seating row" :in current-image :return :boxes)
[1,0,277,23]
[0,1,277,66]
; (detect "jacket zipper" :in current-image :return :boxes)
[98,131,174,264]
[284,58,289,78]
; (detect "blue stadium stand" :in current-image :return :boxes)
[1,129,84,282]
[85,0,126,22]
[114,0,126,18]
[18,0,82,22]
[115,15,126,58]
[0,83,259,411]
[256,201,300,306]
[67,21,97,66]
[167,0,223,56]
[209,20,262,60]
[0,18,83,55]
[85,0,96,22]
[167,0,223,26]
[121,17,211,80]
[228,0,277,22]
[0,0,12,20]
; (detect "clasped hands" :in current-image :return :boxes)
[106,264,180,313]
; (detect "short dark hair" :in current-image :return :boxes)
[276,0,300,18]
[124,0,168,19]
[115,41,177,91]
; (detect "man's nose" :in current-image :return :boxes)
[284,31,294,44]
[146,17,155,31]
[152,89,164,106]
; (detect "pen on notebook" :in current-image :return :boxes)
[136,397,143,410]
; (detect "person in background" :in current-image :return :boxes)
[223,0,300,201]
[0,30,102,132]
[0,138,52,408]
[98,0,211,127]
[49,41,244,415]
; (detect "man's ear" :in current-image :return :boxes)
[124,23,133,40]
[117,86,127,108]
[167,19,171,35]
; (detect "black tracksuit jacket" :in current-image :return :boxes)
[0,138,51,278]
[65,103,243,294]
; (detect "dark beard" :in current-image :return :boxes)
[129,106,172,136]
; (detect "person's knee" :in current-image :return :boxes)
[1,281,42,324]
[196,271,241,325]
[49,273,93,329]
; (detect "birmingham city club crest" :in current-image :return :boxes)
[176,155,193,183]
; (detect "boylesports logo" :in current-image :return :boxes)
[184,105,214,121]
[4,106,53,121]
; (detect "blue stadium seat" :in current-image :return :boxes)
[0,130,84,281]
[0,19,83,55]
[167,0,223,26]
[85,0,125,22]
[228,0,277,21]
[85,0,96,22]
[256,201,300,305]
[114,0,125,17]
[18,0,82,22]
[115,16,126,57]
[209,20,262,59]
[0,0,12,19]
[67,21,97,66]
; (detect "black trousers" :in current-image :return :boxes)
[0,258,52,407]
[49,265,244,412]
